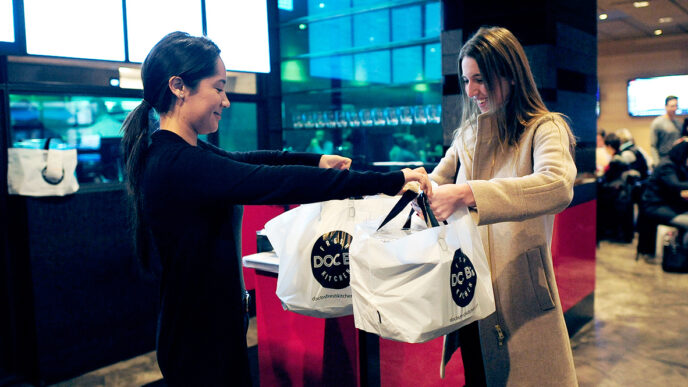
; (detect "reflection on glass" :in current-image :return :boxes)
[334,111,348,128]
[323,111,337,128]
[385,107,399,126]
[399,106,414,125]
[346,111,361,127]
[303,112,316,129]
[314,111,326,128]
[372,108,386,126]
[359,108,373,127]
[9,94,149,184]
[426,104,441,124]
[412,105,427,125]
[292,113,304,129]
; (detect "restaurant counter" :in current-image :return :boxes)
[241,180,596,386]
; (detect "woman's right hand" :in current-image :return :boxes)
[401,167,432,196]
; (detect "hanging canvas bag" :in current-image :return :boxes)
[7,138,79,197]
[349,195,495,343]
[264,196,398,318]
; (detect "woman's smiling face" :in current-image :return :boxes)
[180,57,231,135]
[461,56,511,113]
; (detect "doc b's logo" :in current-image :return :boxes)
[450,249,477,307]
[311,231,353,289]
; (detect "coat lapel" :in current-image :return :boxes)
[472,113,499,181]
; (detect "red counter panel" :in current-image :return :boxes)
[551,200,597,312]
[249,199,595,386]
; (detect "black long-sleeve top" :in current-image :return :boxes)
[141,130,404,386]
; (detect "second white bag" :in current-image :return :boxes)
[7,139,79,197]
[350,206,495,343]
[264,196,397,318]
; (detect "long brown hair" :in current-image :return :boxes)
[457,26,576,153]
[120,31,221,268]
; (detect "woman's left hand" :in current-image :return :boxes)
[428,183,476,222]
[319,154,352,170]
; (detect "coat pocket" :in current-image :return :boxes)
[525,247,555,311]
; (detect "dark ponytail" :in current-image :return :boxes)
[121,31,221,268]
[121,100,153,267]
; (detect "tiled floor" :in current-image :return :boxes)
[570,238,688,386]
[49,237,688,386]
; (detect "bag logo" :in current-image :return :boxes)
[311,230,352,289]
[450,249,477,307]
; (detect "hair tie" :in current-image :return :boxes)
[141,99,153,109]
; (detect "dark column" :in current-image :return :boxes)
[441,0,597,173]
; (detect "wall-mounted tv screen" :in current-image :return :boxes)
[125,0,203,63]
[0,0,23,55]
[628,74,688,117]
[1,0,14,43]
[205,0,271,73]
[24,0,125,61]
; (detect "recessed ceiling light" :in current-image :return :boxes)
[654,29,663,35]
[599,13,608,20]
[633,1,650,8]
[659,17,673,24]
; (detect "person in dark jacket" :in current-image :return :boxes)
[638,140,688,256]
[120,31,431,387]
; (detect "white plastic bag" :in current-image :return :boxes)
[7,139,79,197]
[350,205,495,343]
[264,196,397,318]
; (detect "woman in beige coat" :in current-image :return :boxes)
[429,27,578,386]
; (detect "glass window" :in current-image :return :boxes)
[393,46,423,84]
[424,43,441,80]
[281,1,442,169]
[354,50,390,84]
[24,0,125,61]
[392,6,421,42]
[309,0,349,16]
[311,55,354,81]
[353,10,389,48]
[9,94,147,184]
[309,18,352,56]
[425,2,441,38]
[217,102,258,152]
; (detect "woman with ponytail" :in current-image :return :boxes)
[120,31,430,386]
[429,27,578,386]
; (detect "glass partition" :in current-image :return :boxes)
[279,0,442,169]
[217,102,258,152]
[9,94,150,184]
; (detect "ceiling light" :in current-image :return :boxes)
[654,29,663,36]
[633,1,649,8]
[658,17,673,24]
[599,13,608,20]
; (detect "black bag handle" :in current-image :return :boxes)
[378,190,445,231]
[378,190,418,231]
[41,137,65,185]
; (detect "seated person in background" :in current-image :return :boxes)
[598,132,635,242]
[638,140,688,257]
[616,128,650,180]
[306,129,334,154]
[596,128,611,176]
[602,133,631,183]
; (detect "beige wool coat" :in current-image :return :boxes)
[430,112,578,386]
